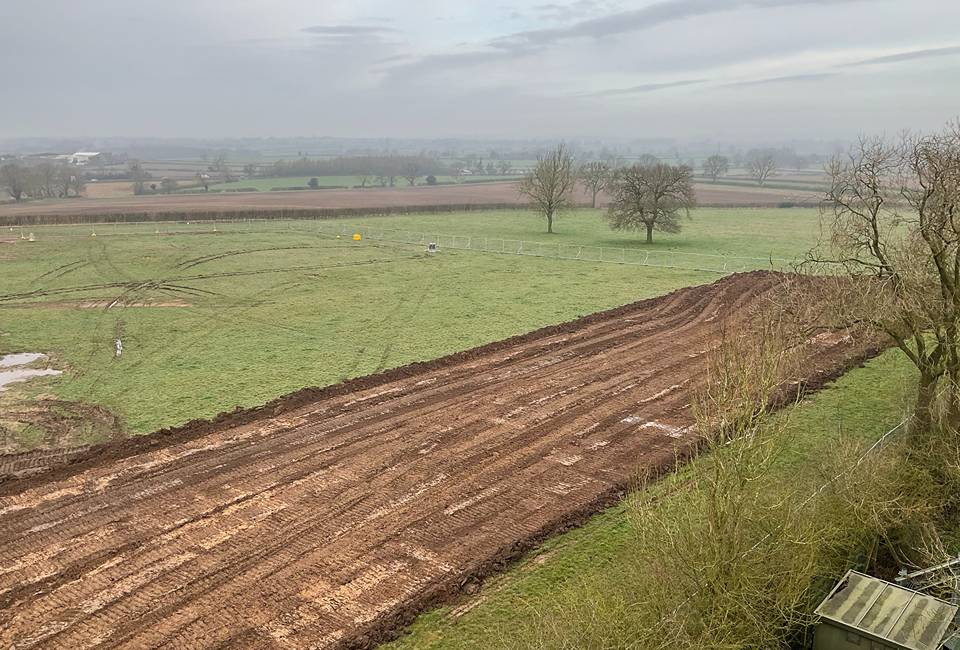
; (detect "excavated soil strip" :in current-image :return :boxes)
[0,272,874,649]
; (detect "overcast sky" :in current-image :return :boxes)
[1,0,958,141]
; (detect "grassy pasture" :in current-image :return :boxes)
[0,208,821,446]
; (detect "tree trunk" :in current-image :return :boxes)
[946,366,960,432]
[547,211,554,234]
[645,222,653,244]
[913,372,939,437]
[591,190,597,208]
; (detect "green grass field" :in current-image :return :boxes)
[1,207,822,448]
[384,348,917,649]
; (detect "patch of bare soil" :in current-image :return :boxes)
[0,272,876,649]
[0,400,123,479]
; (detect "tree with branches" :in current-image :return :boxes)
[401,158,423,186]
[747,150,777,185]
[803,123,960,436]
[578,161,611,208]
[129,161,149,195]
[0,163,31,202]
[703,155,729,183]
[518,144,575,234]
[606,163,696,244]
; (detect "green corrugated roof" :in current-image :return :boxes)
[816,570,958,650]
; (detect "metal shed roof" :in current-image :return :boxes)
[816,570,958,650]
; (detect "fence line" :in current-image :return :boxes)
[14,218,797,274]
[318,223,794,274]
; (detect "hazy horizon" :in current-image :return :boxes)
[2,0,959,141]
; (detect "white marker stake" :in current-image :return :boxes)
[115,338,123,358]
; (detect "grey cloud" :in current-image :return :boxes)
[844,44,960,66]
[723,72,839,86]
[591,78,707,96]
[302,25,396,36]
[379,49,516,82]
[533,0,606,22]
[492,0,864,52]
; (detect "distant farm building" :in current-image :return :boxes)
[814,570,958,650]
[69,152,102,165]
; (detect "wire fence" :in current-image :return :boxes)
[318,222,795,274]
[14,218,798,274]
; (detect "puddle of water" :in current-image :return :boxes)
[0,353,46,368]
[0,353,62,391]
[0,369,62,391]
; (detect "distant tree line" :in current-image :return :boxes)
[259,155,454,187]
[0,161,85,202]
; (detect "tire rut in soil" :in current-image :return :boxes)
[0,271,878,649]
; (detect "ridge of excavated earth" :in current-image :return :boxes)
[0,272,878,649]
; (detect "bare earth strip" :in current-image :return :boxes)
[0,273,868,649]
[0,182,821,223]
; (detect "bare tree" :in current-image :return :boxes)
[36,162,57,198]
[579,161,611,208]
[159,177,178,194]
[803,123,960,435]
[0,163,30,202]
[518,144,575,234]
[747,150,777,185]
[129,161,149,195]
[637,153,660,167]
[56,165,83,197]
[496,160,512,175]
[703,155,730,183]
[607,163,697,243]
[401,158,423,186]
[68,170,85,197]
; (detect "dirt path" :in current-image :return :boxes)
[0,272,869,649]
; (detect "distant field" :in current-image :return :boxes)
[0,207,821,449]
[201,174,518,192]
[0,180,823,223]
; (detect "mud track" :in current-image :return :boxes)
[0,272,876,649]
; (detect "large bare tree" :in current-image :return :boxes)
[519,144,575,234]
[606,163,696,243]
[703,155,729,183]
[804,123,960,434]
[578,161,611,208]
[747,150,777,185]
[0,163,31,202]
[401,157,423,186]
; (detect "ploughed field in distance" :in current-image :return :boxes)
[0,272,867,649]
[0,180,821,223]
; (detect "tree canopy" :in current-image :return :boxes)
[606,163,696,243]
[518,144,575,234]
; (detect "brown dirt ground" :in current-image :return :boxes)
[0,182,822,224]
[0,272,874,649]
[82,181,136,199]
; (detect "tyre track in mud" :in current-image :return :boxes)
[0,272,877,649]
